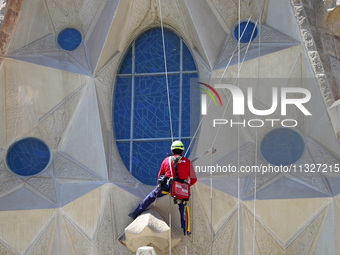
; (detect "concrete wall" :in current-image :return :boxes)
[0,0,339,254]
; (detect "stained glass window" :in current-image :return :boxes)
[260,128,305,166]
[57,28,82,51]
[6,137,52,176]
[233,20,258,43]
[114,28,199,185]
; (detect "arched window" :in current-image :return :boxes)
[113,28,199,185]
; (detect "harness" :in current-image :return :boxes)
[169,156,190,202]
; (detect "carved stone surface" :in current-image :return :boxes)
[244,207,285,254]
[0,239,17,255]
[11,34,59,55]
[0,179,23,197]
[286,206,328,254]
[124,210,180,253]
[45,0,83,35]
[63,216,93,255]
[6,73,38,145]
[78,0,106,35]
[53,153,100,181]
[26,217,56,255]
[0,161,17,182]
[69,44,91,72]
[95,196,115,254]
[38,85,85,150]
[25,177,58,204]
[212,211,237,255]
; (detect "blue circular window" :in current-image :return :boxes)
[233,20,258,43]
[57,28,82,51]
[114,28,199,185]
[6,137,52,176]
[260,128,304,166]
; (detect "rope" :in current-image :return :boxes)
[237,0,241,254]
[158,0,174,143]
[157,1,175,254]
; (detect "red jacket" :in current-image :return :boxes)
[158,155,197,186]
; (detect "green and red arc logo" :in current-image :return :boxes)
[199,82,222,106]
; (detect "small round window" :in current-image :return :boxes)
[260,128,304,166]
[6,137,52,176]
[233,20,258,43]
[57,28,82,51]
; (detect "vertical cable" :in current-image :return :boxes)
[237,0,241,254]
[158,0,174,143]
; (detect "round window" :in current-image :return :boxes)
[6,137,52,176]
[260,128,304,166]
[57,28,82,51]
[233,20,258,43]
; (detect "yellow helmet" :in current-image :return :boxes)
[171,140,184,151]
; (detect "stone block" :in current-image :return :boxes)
[122,210,181,253]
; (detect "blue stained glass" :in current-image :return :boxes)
[132,141,170,185]
[6,137,51,176]
[233,20,258,43]
[114,28,198,185]
[57,28,82,51]
[182,74,199,137]
[134,75,180,138]
[182,43,196,71]
[117,142,130,169]
[114,77,132,139]
[119,48,132,74]
[260,128,304,166]
[135,28,180,73]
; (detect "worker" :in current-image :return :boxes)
[128,140,197,235]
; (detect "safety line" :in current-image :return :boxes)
[237,0,241,254]
[158,0,174,143]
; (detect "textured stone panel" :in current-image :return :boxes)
[0,179,23,197]
[190,191,213,255]
[156,0,190,39]
[69,44,91,72]
[95,195,115,254]
[62,184,110,239]
[244,207,284,254]
[25,177,57,204]
[312,203,335,255]
[26,217,56,255]
[95,0,152,73]
[60,82,108,179]
[38,85,85,150]
[195,182,237,234]
[286,205,329,254]
[212,210,237,255]
[110,183,144,236]
[11,34,59,55]
[53,0,73,16]
[0,239,17,255]
[53,153,100,181]
[78,0,106,35]
[95,52,118,129]
[0,209,56,254]
[4,58,87,142]
[45,0,83,34]
[0,161,17,182]
[63,216,93,255]
[244,198,331,247]
[7,0,50,54]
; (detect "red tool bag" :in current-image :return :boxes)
[169,156,190,201]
